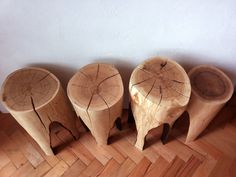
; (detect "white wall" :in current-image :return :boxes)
[0,0,236,112]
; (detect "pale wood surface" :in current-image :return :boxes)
[67,63,124,145]
[0,93,236,176]
[186,65,234,142]
[129,57,191,150]
[0,67,79,155]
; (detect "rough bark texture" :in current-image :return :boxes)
[0,67,79,155]
[67,63,124,145]
[129,57,191,150]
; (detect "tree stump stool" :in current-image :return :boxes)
[0,67,79,155]
[129,57,191,150]
[67,63,124,145]
[186,65,234,142]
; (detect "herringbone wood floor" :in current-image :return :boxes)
[0,95,236,177]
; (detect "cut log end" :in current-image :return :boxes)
[1,67,60,112]
[189,65,234,103]
[67,63,124,111]
[129,57,191,106]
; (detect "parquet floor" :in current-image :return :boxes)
[0,95,236,177]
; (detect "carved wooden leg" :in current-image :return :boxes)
[135,129,149,150]
[129,57,191,150]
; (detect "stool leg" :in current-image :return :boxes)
[135,129,149,150]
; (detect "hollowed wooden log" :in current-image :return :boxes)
[186,65,234,142]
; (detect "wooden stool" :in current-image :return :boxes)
[186,65,234,142]
[0,67,79,155]
[67,63,124,145]
[129,57,191,150]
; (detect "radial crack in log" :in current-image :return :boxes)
[145,79,156,99]
[98,93,111,127]
[86,91,95,134]
[97,73,120,88]
[30,96,47,130]
[172,79,185,84]
[160,60,168,70]
[137,67,154,76]
[131,77,154,90]
[169,85,190,98]
[79,71,93,82]
[156,86,163,110]
[38,73,51,82]
[96,64,100,80]
[71,84,89,88]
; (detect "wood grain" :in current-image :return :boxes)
[0,92,235,176]
[129,57,191,150]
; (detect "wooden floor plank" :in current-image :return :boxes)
[43,160,68,177]
[0,162,17,177]
[0,131,28,168]
[192,155,217,177]
[10,130,44,168]
[10,162,34,177]
[163,157,185,177]
[79,133,110,165]
[80,159,103,177]
[116,158,136,177]
[0,148,11,170]
[70,141,95,165]
[99,159,120,177]
[176,155,202,177]
[62,160,86,177]
[27,161,51,177]
[145,156,170,177]
[128,157,151,177]
[0,99,236,177]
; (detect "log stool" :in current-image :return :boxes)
[0,67,79,155]
[67,63,124,145]
[186,65,234,142]
[129,57,191,150]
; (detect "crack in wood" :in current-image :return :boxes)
[38,73,51,82]
[137,67,154,76]
[79,71,93,83]
[97,93,111,130]
[85,91,95,135]
[172,79,185,84]
[96,64,100,80]
[145,79,156,99]
[160,60,168,70]
[169,85,190,98]
[157,86,163,109]
[30,96,47,130]
[131,77,154,90]
[71,84,89,88]
[97,73,120,88]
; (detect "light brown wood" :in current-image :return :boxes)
[0,97,236,177]
[67,63,124,145]
[186,65,234,142]
[129,57,191,150]
[0,67,79,155]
